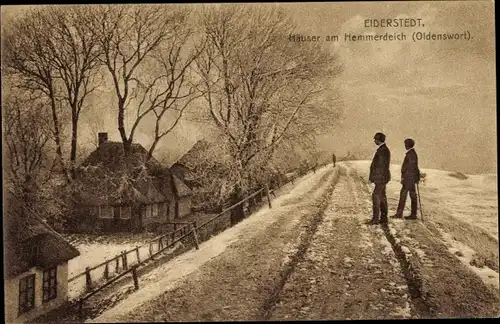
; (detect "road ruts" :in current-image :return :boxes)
[346,162,500,318]
[101,167,340,323]
[269,165,414,320]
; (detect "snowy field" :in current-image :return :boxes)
[346,160,498,239]
[63,233,157,299]
[346,160,499,291]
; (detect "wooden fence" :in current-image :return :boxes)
[76,163,330,311]
[68,222,192,297]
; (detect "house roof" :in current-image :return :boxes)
[81,141,161,171]
[76,140,190,205]
[172,174,193,197]
[174,139,210,168]
[75,176,163,206]
[149,167,175,201]
[4,198,80,278]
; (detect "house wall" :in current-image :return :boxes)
[168,201,175,222]
[75,202,176,233]
[177,196,192,218]
[4,262,69,324]
[73,205,139,233]
[143,202,175,231]
[99,218,132,232]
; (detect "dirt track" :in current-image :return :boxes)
[94,163,499,322]
[270,167,413,320]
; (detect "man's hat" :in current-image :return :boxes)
[374,132,386,142]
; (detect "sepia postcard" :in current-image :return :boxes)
[1,1,498,322]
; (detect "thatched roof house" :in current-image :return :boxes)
[4,196,80,322]
[71,133,192,233]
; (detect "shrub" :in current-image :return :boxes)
[448,172,468,180]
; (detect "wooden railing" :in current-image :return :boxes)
[76,223,193,310]
[76,163,330,311]
[68,222,192,298]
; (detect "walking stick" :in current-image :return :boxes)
[416,182,424,222]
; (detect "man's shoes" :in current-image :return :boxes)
[366,219,379,225]
[379,218,388,224]
[391,214,403,219]
[405,215,418,220]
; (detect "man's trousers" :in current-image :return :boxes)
[372,183,388,221]
[396,182,418,216]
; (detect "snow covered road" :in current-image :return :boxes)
[92,165,338,322]
[87,162,499,322]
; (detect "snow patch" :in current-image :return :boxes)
[389,301,412,318]
[343,256,353,263]
[382,246,393,256]
[358,231,374,249]
[347,161,498,240]
[401,246,411,255]
[437,227,499,290]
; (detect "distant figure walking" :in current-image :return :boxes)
[332,153,336,167]
[368,132,391,225]
[393,138,420,220]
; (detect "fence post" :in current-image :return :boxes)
[122,251,128,270]
[103,260,109,280]
[241,202,246,221]
[191,222,199,250]
[132,265,139,290]
[85,267,92,292]
[158,237,163,250]
[171,232,175,242]
[265,185,272,209]
[149,242,153,257]
[174,223,177,232]
[135,246,141,264]
[271,184,277,198]
[256,190,262,203]
[115,256,119,273]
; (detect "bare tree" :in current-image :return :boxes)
[3,9,68,180]
[88,4,197,155]
[194,4,343,218]
[131,19,205,161]
[3,91,54,204]
[43,6,103,178]
[3,5,103,180]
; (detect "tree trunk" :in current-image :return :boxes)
[49,90,70,183]
[117,100,131,153]
[147,139,159,162]
[70,117,78,180]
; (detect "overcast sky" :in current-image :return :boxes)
[2,2,496,173]
[283,1,496,174]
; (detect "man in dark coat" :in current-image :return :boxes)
[368,132,391,224]
[332,153,337,167]
[393,138,420,219]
